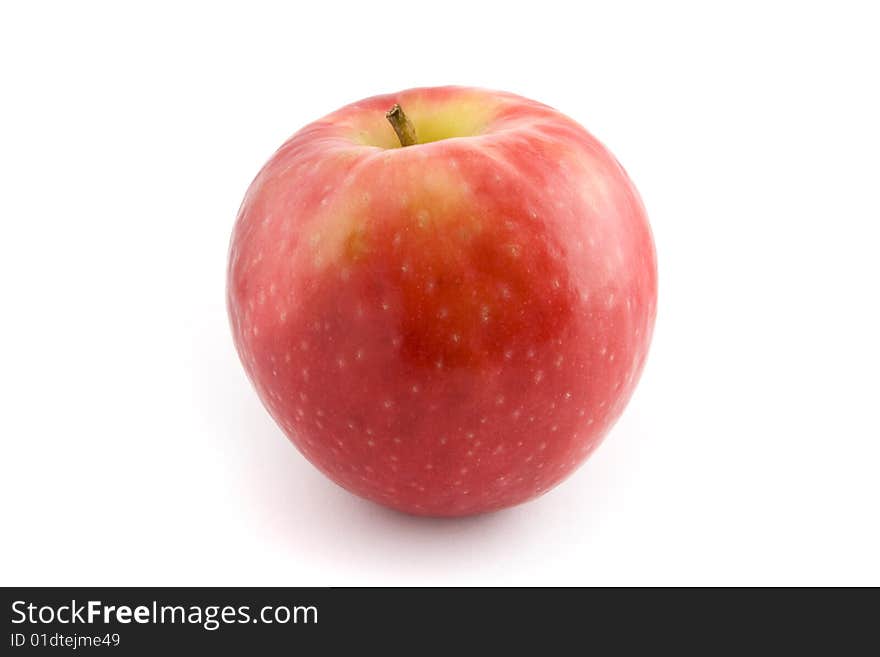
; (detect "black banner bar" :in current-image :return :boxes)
[2,587,876,653]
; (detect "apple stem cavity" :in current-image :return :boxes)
[386,104,418,147]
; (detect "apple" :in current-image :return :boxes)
[227,86,656,516]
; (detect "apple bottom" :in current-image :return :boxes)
[248,285,642,517]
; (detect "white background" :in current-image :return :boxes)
[2,1,878,586]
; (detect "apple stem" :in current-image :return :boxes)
[386,104,418,147]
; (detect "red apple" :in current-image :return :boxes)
[227,86,657,516]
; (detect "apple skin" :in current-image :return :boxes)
[227,86,656,516]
